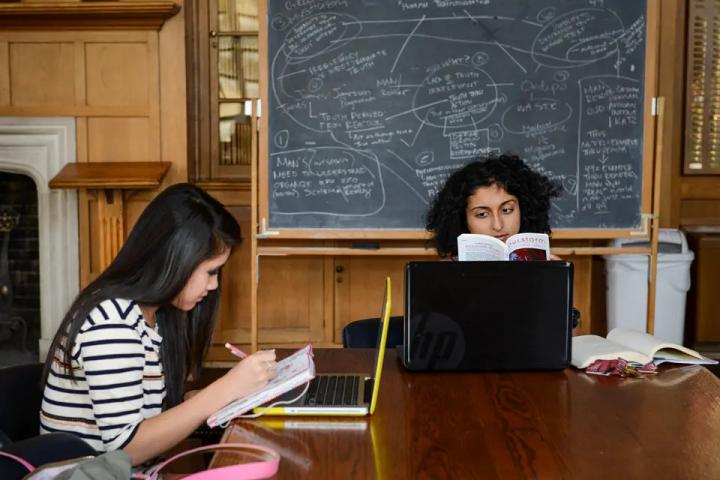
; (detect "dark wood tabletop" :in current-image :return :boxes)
[216,348,720,479]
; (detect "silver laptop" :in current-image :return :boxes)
[253,277,391,416]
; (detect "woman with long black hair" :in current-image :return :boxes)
[40,183,276,465]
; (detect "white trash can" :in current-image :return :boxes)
[603,229,694,344]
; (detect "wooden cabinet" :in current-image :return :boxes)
[257,255,326,345]
[685,228,720,345]
[204,247,599,361]
[186,0,258,182]
[333,256,428,344]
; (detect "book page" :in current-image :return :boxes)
[457,233,507,261]
[571,334,651,368]
[506,233,550,261]
[652,349,718,366]
[207,345,316,427]
[607,328,718,365]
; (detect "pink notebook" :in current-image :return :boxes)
[207,345,315,427]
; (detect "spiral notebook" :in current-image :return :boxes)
[206,345,316,427]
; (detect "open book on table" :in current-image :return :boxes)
[207,345,315,427]
[571,328,718,369]
[457,232,550,261]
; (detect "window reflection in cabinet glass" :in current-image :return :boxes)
[218,0,258,31]
[219,103,253,167]
[218,36,259,99]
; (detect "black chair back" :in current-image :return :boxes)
[342,316,403,348]
[0,363,43,442]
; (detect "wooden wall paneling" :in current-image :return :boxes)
[691,235,720,343]
[333,256,424,344]
[214,206,253,344]
[680,177,720,199]
[0,20,188,293]
[85,42,150,107]
[123,192,148,234]
[658,0,687,227]
[78,189,93,287]
[203,188,252,347]
[159,6,188,183]
[323,254,336,346]
[680,199,720,225]
[0,41,9,105]
[256,254,325,345]
[569,255,593,336]
[97,189,125,269]
[590,255,608,336]
[74,39,86,107]
[146,32,162,168]
[0,30,162,114]
[87,192,101,281]
[183,0,200,181]
[9,41,76,106]
[87,117,153,163]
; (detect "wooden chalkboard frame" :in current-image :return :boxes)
[257,0,660,240]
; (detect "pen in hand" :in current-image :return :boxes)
[225,342,248,359]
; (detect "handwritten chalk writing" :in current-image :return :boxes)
[268,0,647,229]
[433,0,490,7]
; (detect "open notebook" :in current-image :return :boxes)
[253,276,392,416]
[206,345,316,427]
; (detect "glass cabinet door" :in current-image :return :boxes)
[209,0,259,179]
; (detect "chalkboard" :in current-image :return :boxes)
[264,0,653,234]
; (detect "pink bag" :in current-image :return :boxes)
[1,443,279,480]
[143,443,279,480]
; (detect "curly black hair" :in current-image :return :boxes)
[426,154,561,257]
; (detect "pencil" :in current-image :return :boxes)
[225,342,248,359]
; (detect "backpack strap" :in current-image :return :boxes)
[145,443,279,480]
[0,449,35,473]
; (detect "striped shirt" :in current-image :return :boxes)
[40,298,165,452]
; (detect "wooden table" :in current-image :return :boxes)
[217,349,720,479]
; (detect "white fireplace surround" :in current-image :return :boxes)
[0,117,79,359]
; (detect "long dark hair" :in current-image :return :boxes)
[426,154,561,257]
[43,183,241,407]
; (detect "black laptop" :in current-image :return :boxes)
[402,261,574,371]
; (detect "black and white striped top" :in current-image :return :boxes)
[40,298,165,452]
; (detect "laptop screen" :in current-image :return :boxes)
[368,276,391,413]
[404,261,573,371]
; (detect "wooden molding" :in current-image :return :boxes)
[195,180,253,191]
[49,161,171,189]
[0,1,181,30]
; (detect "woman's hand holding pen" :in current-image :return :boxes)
[212,348,278,405]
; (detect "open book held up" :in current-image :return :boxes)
[207,345,315,427]
[457,232,550,261]
[571,328,718,369]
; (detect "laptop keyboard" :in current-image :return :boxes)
[303,375,360,406]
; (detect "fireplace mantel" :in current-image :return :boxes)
[0,1,180,30]
[0,117,78,359]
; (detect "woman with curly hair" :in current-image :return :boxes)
[426,154,561,258]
